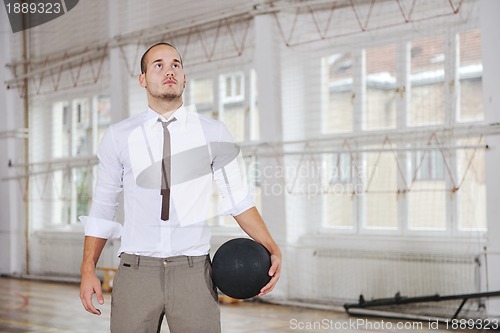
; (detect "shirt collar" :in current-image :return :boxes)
[145,105,188,129]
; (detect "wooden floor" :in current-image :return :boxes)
[0,277,478,332]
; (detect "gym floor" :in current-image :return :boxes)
[0,277,478,332]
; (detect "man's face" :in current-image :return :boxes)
[139,45,186,101]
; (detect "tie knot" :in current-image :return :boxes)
[158,117,177,128]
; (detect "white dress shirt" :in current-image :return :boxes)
[79,105,254,257]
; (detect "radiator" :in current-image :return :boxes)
[289,248,481,304]
[29,232,120,278]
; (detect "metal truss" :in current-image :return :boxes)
[4,0,465,96]
[273,0,464,47]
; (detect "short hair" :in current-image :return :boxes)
[140,42,183,74]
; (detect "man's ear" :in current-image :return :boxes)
[138,73,147,88]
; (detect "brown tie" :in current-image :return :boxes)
[159,117,177,221]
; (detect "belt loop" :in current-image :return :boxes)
[134,255,140,269]
[188,256,193,268]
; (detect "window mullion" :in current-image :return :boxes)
[397,42,410,235]
[91,96,98,154]
[352,49,365,232]
[446,31,459,236]
[214,73,225,226]
[446,31,459,127]
[352,49,365,133]
[397,42,410,129]
[243,67,251,142]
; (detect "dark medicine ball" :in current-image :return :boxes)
[212,238,271,299]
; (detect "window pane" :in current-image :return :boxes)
[191,78,215,118]
[409,36,445,126]
[250,69,259,141]
[97,96,111,146]
[364,150,397,229]
[324,194,354,229]
[322,153,355,229]
[191,78,213,106]
[414,150,445,181]
[409,149,447,230]
[222,103,245,142]
[220,72,246,141]
[225,76,232,98]
[365,44,397,130]
[59,169,72,224]
[75,166,92,221]
[221,72,245,102]
[457,139,486,230]
[408,188,446,230]
[235,75,242,97]
[459,30,483,122]
[365,192,397,229]
[73,98,91,156]
[52,101,70,158]
[323,52,353,133]
[53,170,67,224]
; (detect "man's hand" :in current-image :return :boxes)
[258,253,282,297]
[80,236,108,315]
[80,270,104,315]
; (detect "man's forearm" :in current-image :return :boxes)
[233,207,281,257]
[81,236,108,274]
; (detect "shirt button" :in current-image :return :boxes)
[163,259,168,267]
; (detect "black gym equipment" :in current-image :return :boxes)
[344,290,500,326]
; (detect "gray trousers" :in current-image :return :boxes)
[111,253,221,333]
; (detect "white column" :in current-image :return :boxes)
[108,0,128,122]
[91,0,127,269]
[254,13,286,238]
[253,14,287,300]
[480,0,500,317]
[0,9,26,274]
[254,15,283,143]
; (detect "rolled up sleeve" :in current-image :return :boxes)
[79,216,122,239]
[79,126,124,239]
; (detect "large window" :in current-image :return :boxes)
[37,96,111,226]
[321,29,485,234]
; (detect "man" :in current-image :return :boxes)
[79,42,282,333]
